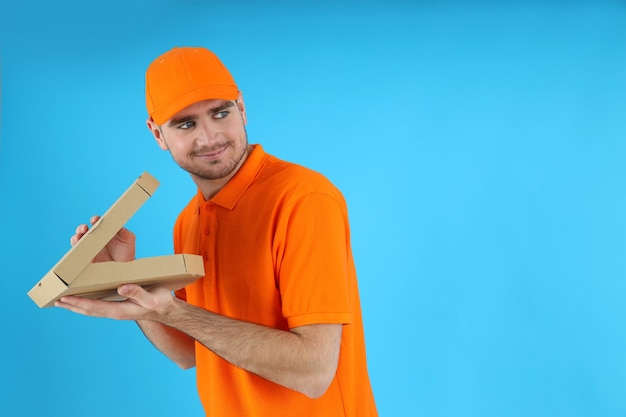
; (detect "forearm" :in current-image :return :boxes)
[136,319,196,369]
[160,298,341,398]
[55,285,340,397]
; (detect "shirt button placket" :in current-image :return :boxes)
[204,204,214,235]
[201,203,216,262]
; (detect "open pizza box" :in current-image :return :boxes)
[27,172,204,308]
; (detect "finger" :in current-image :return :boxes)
[70,224,88,246]
[55,295,145,320]
[90,215,101,225]
[75,224,88,235]
[55,296,108,318]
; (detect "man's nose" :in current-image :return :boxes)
[196,119,219,145]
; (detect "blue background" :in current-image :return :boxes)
[2,1,626,416]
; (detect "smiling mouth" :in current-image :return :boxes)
[193,145,228,159]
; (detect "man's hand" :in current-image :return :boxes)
[55,284,175,321]
[71,215,136,262]
[60,215,173,321]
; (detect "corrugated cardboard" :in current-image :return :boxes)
[27,172,205,308]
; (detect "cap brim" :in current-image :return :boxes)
[151,85,239,125]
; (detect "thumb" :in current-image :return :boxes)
[117,284,173,317]
[117,284,144,301]
[116,227,136,243]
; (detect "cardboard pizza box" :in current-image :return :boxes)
[27,172,204,308]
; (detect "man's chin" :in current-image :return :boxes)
[187,165,236,181]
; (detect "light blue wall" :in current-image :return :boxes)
[2,1,626,416]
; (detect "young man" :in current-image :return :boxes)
[56,46,377,416]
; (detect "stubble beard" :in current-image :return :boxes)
[177,132,249,181]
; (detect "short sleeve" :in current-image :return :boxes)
[276,191,353,328]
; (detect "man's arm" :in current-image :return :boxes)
[161,295,342,398]
[136,319,197,369]
[62,216,343,397]
[56,284,342,399]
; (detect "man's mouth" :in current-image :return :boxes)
[193,144,228,159]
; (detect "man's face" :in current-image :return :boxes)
[149,95,249,182]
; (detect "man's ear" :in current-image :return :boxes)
[237,91,247,125]
[146,118,169,150]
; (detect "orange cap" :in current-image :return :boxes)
[145,46,239,125]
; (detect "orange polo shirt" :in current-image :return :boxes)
[174,144,377,417]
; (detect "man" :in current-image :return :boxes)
[56,46,377,416]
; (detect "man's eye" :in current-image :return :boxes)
[179,121,195,129]
[214,111,229,119]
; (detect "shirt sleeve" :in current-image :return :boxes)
[276,191,354,329]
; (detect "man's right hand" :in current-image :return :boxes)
[70,215,136,263]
